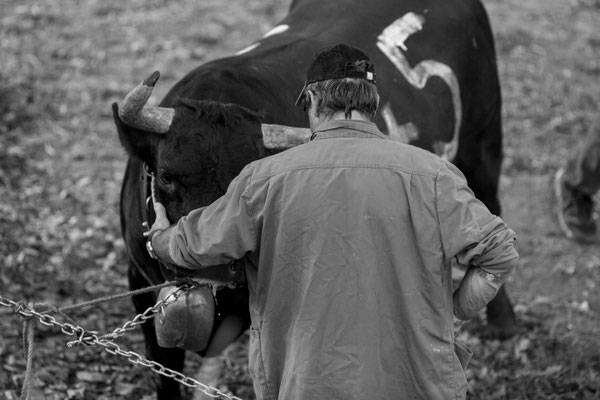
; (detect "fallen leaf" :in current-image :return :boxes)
[75,371,106,382]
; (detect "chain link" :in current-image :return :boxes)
[0,290,244,400]
[65,283,194,347]
[94,282,195,343]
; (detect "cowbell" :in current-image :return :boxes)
[154,285,215,351]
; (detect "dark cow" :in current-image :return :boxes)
[114,0,516,398]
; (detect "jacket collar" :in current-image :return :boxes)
[311,119,387,141]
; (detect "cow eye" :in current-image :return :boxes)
[159,173,174,186]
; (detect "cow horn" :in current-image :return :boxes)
[118,71,175,134]
[261,124,311,149]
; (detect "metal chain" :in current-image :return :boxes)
[0,291,244,400]
[88,282,197,343]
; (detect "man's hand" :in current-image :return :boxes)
[145,174,171,235]
[143,175,171,261]
[453,267,502,321]
[150,200,170,232]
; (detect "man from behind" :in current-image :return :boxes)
[147,44,519,399]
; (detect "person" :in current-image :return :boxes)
[146,44,519,400]
[554,116,600,243]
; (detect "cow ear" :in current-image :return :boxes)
[112,102,156,164]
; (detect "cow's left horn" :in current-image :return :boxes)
[118,71,175,134]
[261,124,311,149]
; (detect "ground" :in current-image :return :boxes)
[0,0,599,399]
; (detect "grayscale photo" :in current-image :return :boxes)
[1,0,598,399]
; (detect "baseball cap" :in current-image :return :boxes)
[295,44,376,106]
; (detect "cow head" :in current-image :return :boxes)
[113,72,267,222]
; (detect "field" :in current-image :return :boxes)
[1,0,599,399]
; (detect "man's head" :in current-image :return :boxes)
[296,44,379,126]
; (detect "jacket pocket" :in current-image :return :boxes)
[454,340,473,369]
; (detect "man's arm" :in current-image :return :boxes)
[451,224,518,320]
[149,165,259,271]
[435,163,519,321]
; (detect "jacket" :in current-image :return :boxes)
[166,119,519,399]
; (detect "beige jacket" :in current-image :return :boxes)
[166,119,518,400]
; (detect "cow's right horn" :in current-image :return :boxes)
[261,124,311,149]
[118,71,175,134]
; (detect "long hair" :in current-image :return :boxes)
[302,78,379,120]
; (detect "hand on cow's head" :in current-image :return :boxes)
[115,72,278,223]
[149,174,171,232]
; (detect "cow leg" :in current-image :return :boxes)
[192,288,251,400]
[484,285,519,339]
[203,313,247,357]
[128,263,185,400]
[203,287,250,357]
[193,313,247,400]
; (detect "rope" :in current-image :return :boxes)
[20,304,35,400]
[12,281,177,398]
[58,281,175,314]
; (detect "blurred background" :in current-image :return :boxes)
[1,0,599,399]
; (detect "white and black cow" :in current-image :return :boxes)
[113,0,515,398]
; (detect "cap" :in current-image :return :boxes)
[295,44,376,106]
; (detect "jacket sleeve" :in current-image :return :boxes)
[435,162,519,320]
[165,164,258,269]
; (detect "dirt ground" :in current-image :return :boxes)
[1,0,599,399]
